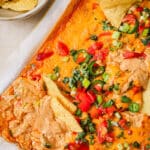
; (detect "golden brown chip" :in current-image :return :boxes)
[100,0,139,28]
[43,75,77,114]
[2,0,38,11]
[142,79,150,115]
[50,97,83,133]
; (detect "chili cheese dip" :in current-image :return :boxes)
[0,0,150,150]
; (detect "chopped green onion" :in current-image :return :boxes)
[128,102,140,112]
[114,84,119,91]
[111,121,118,127]
[112,40,123,49]
[88,123,96,133]
[75,108,82,117]
[115,112,121,119]
[102,72,109,82]
[124,142,129,149]
[133,141,140,148]
[97,95,103,104]
[146,144,150,149]
[103,99,114,108]
[142,28,150,37]
[119,23,130,33]
[89,61,105,76]
[76,132,86,141]
[121,96,132,103]
[117,131,124,138]
[141,37,150,45]
[117,143,124,150]
[63,77,69,84]
[49,74,58,81]
[90,35,98,41]
[82,78,91,88]
[112,31,121,40]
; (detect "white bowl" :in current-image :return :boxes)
[0,0,49,20]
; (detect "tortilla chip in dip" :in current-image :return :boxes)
[100,0,139,28]
[43,75,77,114]
[142,79,150,115]
[2,0,38,11]
[50,97,83,133]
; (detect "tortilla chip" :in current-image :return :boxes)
[51,97,83,133]
[142,79,150,115]
[43,75,77,114]
[100,0,139,28]
[2,0,38,11]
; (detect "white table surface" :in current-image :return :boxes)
[0,5,49,59]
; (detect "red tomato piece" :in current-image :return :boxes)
[57,41,69,56]
[92,3,99,9]
[138,25,145,34]
[78,100,91,112]
[123,51,145,59]
[94,49,109,61]
[98,106,106,116]
[87,91,96,103]
[36,51,53,61]
[76,89,96,112]
[106,106,116,116]
[99,32,112,38]
[122,14,136,24]
[105,133,114,143]
[67,143,89,150]
[87,42,103,55]
[31,74,41,81]
[136,6,143,12]
[118,119,127,129]
[132,86,141,94]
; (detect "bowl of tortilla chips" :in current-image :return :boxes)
[0,0,49,20]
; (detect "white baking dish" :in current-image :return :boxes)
[0,0,77,149]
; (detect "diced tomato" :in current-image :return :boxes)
[76,89,96,112]
[31,74,41,81]
[94,84,102,92]
[57,41,69,56]
[78,100,91,112]
[122,14,136,24]
[118,119,127,129]
[75,117,81,124]
[94,49,109,62]
[105,133,114,143]
[67,142,89,150]
[87,42,103,55]
[138,25,145,34]
[123,51,145,59]
[99,32,112,38]
[106,106,116,116]
[98,106,106,116]
[92,3,99,9]
[36,51,53,61]
[87,91,96,103]
[132,86,141,94]
[136,6,143,12]
[97,121,108,144]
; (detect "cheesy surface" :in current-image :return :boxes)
[0,0,150,150]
